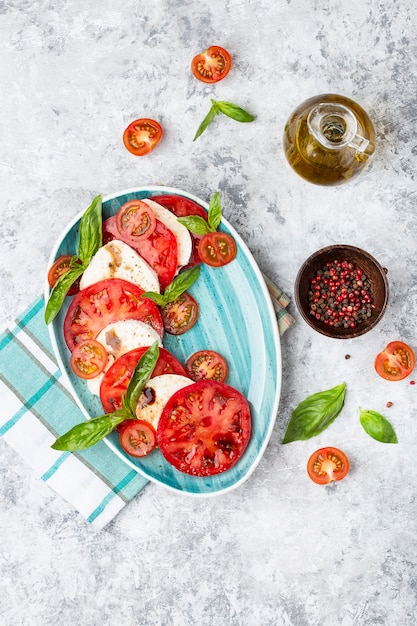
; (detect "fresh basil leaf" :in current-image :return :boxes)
[193,104,218,141]
[359,409,398,444]
[283,382,346,443]
[125,342,160,413]
[142,267,200,308]
[177,215,211,235]
[78,194,103,264]
[140,292,167,306]
[215,101,255,123]
[44,263,85,325]
[51,411,129,451]
[207,191,222,231]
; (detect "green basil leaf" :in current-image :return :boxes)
[359,409,398,444]
[51,411,129,451]
[283,382,346,443]
[140,292,167,306]
[215,101,255,123]
[78,194,103,264]
[207,191,222,231]
[177,215,211,235]
[125,342,160,413]
[44,263,85,325]
[142,267,200,307]
[193,104,218,141]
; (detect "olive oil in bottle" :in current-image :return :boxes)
[283,94,376,186]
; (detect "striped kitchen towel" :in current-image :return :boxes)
[0,283,294,529]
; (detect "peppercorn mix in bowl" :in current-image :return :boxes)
[295,244,389,339]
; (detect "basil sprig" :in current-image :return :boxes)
[283,382,346,444]
[51,342,159,451]
[142,266,200,307]
[359,409,398,444]
[193,99,255,141]
[177,191,222,235]
[45,194,103,325]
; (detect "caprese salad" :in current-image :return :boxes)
[47,192,251,477]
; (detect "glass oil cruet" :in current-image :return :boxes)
[283,94,376,185]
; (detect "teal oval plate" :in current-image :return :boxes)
[46,186,282,496]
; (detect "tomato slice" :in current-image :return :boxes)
[47,255,81,296]
[123,118,163,156]
[63,278,164,351]
[374,341,416,381]
[185,350,228,383]
[70,339,108,379]
[115,200,156,245]
[161,292,199,335]
[198,232,237,267]
[100,346,188,414]
[307,447,349,485]
[157,380,251,476]
[102,215,178,291]
[119,420,157,458]
[191,46,232,83]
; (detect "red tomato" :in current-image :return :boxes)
[100,346,188,414]
[123,118,163,156]
[191,46,232,83]
[102,216,178,291]
[198,232,237,267]
[157,380,251,476]
[63,278,164,351]
[115,200,156,245]
[185,350,228,383]
[119,420,157,457]
[374,341,416,381]
[161,292,199,335]
[70,339,108,379]
[307,447,349,485]
[47,255,80,296]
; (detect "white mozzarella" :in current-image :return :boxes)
[135,374,192,430]
[80,239,160,293]
[143,198,192,269]
[86,320,162,396]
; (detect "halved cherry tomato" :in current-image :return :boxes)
[70,339,108,379]
[185,350,228,383]
[115,200,156,245]
[47,255,80,296]
[123,118,163,156]
[374,341,416,381]
[157,380,251,476]
[161,292,199,335]
[198,232,237,267]
[102,216,178,291]
[307,447,349,485]
[100,346,188,414]
[191,46,232,84]
[63,278,164,351]
[119,420,157,458]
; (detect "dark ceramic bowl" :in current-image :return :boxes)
[295,244,389,339]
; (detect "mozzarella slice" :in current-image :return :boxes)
[86,320,162,396]
[80,239,160,293]
[143,198,192,269]
[135,374,192,430]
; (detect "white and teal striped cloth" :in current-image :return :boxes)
[0,288,294,529]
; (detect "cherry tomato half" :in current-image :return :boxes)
[70,339,108,379]
[374,341,416,381]
[307,447,349,485]
[123,118,163,156]
[185,350,228,383]
[119,420,157,458]
[191,46,232,83]
[161,292,199,335]
[198,232,237,267]
[115,200,157,245]
[47,255,80,296]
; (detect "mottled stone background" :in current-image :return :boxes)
[1,1,417,625]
